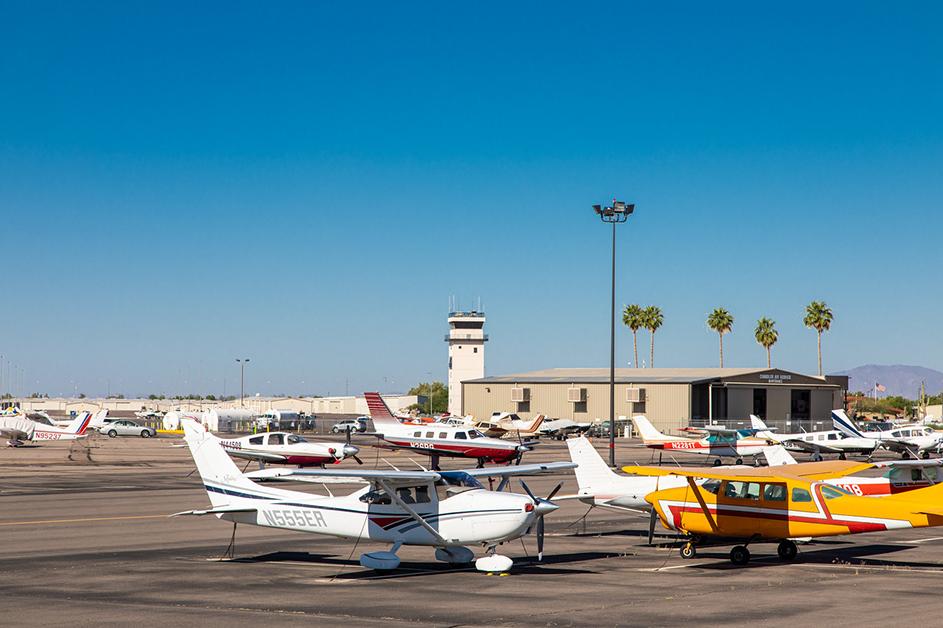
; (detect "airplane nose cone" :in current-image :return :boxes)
[534,500,559,516]
[342,444,360,458]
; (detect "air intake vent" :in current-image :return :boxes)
[567,387,586,403]
[626,388,645,403]
[510,387,529,403]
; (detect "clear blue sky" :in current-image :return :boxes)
[1,2,941,397]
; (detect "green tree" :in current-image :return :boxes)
[706,308,734,368]
[622,304,645,367]
[407,381,449,414]
[643,306,664,368]
[754,317,778,368]
[803,300,834,376]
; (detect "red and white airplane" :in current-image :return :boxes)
[216,431,362,468]
[364,392,534,469]
[0,411,95,447]
[633,416,772,465]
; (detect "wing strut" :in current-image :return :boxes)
[686,477,718,532]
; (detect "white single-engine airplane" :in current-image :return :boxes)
[633,416,771,465]
[365,392,534,469]
[216,431,362,468]
[0,411,95,447]
[174,420,576,572]
[750,414,877,461]
[833,410,943,459]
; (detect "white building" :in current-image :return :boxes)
[446,310,487,416]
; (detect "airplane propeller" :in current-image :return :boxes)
[520,480,562,561]
[343,428,364,465]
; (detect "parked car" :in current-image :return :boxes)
[99,419,157,438]
[331,417,369,434]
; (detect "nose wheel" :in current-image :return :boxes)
[680,542,697,559]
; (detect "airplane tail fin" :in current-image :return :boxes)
[182,419,258,506]
[364,392,399,427]
[89,409,109,429]
[65,412,93,435]
[762,445,797,466]
[631,416,676,442]
[527,414,545,433]
[750,415,769,431]
[832,409,865,439]
[566,436,618,491]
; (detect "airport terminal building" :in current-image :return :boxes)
[462,368,848,432]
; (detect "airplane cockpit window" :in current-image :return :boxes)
[468,430,485,439]
[455,432,467,440]
[360,489,392,505]
[791,487,812,502]
[827,433,839,440]
[287,434,307,444]
[269,433,285,445]
[820,485,851,500]
[249,436,264,445]
[763,483,787,501]
[436,472,484,498]
[891,431,902,438]
[700,480,721,494]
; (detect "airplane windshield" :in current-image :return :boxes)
[438,472,484,490]
[820,485,851,499]
[468,430,484,439]
[287,434,307,444]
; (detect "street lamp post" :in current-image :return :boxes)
[236,358,250,408]
[594,200,635,467]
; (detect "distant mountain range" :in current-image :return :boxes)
[831,365,943,398]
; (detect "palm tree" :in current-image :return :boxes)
[706,308,734,368]
[754,317,778,368]
[803,301,834,376]
[622,304,644,367]
[643,306,663,367]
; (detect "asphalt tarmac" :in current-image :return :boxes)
[2,433,942,627]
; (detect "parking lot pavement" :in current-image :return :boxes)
[1,435,941,626]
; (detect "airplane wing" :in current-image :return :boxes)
[872,459,943,468]
[242,468,441,488]
[459,461,577,479]
[621,460,874,481]
[226,449,290,463]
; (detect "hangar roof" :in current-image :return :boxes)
[464,368,837,386]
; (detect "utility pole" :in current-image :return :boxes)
[236,358,250,408]
[593,200,635,467]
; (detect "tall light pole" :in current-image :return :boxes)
[594,200,635,467]
[236,358,250,408]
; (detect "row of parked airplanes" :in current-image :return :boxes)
[7,394,943,570]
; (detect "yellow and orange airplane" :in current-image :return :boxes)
[623,459,943,565]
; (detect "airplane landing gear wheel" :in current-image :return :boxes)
[838,453,846,460]
[922,451,931,460]
[901,452,911,460]
[811,453,823,462]
[680,542,696,559]
[777,540,798,561]
[729,545,750,566]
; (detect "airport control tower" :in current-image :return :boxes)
[446,309,487,417]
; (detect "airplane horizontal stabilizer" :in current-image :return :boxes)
[170,505,259,517]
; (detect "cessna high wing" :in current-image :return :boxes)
[626,459,943,565]
[0,411,95,447]
[364,392,534,469]
[474,413,547,439]
[563,437,943,518]
[750,414,877,461]
[174,420,575,572]
[216,431,362,468]
[633,416,771,465]
[833,410,943,459]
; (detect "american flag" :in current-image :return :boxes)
[875,383,886,392]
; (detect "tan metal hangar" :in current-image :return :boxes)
[461,367,848,432]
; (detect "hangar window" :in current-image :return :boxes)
[791,487,812,502]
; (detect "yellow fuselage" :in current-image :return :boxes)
[647,477,943,540]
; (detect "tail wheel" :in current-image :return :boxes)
[680,542,696,559]
[729,545,750,566]
[141,431,151,438]
[777,540,798,561]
